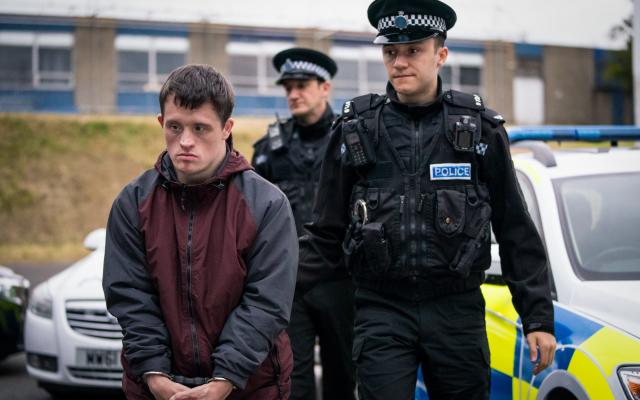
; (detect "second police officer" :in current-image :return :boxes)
[252,48,356,400]
[297,0,557,399]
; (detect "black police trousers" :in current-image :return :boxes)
[352,286,490,400]
[287,278,356,400]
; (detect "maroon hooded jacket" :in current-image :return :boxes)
[103,149,298,399]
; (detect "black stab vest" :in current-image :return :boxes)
[264,119,330,235]
[342,90,493,282]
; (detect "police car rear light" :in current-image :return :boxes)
[618,366,640,400]
[508,126,640,143]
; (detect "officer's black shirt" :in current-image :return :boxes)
[298,81,554,335]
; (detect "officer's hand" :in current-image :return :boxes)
[169,380,234,400]
[146,375,189,400]
[526,331,557,375]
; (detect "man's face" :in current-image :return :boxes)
[158,94,234,185]
[382,38,448,103]
[282,79,330,123]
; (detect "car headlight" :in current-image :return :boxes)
[29,282,53,319]
[619,366,640,400]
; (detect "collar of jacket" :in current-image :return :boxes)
[294,104,335,141]
[155,144,252,189]
[386,76,444,118]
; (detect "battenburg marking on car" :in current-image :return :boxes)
[430,163,471,180]
[513,304,604,390]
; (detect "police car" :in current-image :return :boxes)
[416,126,640,400]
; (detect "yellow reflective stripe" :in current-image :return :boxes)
[580,326,640,374]
[482,285,520,323]
[483,285,519,377]
[512,377,539,400]
[567,347,614,400]
[486,314,517,376]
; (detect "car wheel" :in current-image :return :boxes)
[545,387,578,400]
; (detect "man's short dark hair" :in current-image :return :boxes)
[159,64,235,123]
[434,35,446,50]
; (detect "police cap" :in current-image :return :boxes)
[367,0,457,44]
[273,48,338,85]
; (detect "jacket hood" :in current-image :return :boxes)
[154,146,252,187]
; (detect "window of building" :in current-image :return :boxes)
[226,41,293,95]
[331,45,388,99]
[440,52,483,95]
[0,31,73,89]
[115,35,188,91]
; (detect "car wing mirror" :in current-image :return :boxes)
[83,228,107,251]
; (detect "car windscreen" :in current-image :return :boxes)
[554,172,640,280]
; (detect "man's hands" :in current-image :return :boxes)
[146,375,189,400]
[146,375,234,400]
[169,380,234,400]
[526,331,557,375]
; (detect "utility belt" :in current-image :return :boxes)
[355,272,486,302]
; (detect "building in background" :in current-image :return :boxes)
[0,5,632,125]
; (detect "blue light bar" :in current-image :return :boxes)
[507,125,640,143]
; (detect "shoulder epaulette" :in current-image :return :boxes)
[342,94,386,118]
[480,108,506,128]
[443,90,485,111]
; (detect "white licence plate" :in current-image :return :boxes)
[76,349,121,368]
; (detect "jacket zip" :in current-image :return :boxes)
[185,190,202,376]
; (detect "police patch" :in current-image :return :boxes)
[430,163,471,180]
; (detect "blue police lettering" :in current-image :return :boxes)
[430,163,472,180]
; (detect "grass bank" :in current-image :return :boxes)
[0,113,269,263]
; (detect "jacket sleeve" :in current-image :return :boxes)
[482,122,555,336]
[102,184,172,379]
[297,123,356,292]
[212,187,298,389]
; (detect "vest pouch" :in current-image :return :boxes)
[347,185,400,276]
[449,186,492,276]
[436,188,466,237]
[361,222,391,274]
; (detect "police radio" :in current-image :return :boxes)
[267,122,285,152]
[343,119,376,168]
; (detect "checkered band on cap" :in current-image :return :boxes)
[377,12,446,33]
[280,59,331,81]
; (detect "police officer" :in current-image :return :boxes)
[252,48,356,400]
[297,1,557,399]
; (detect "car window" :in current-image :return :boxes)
[554,172,640,280]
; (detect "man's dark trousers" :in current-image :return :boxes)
[352,287,491,400]
[288,278,356,400]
